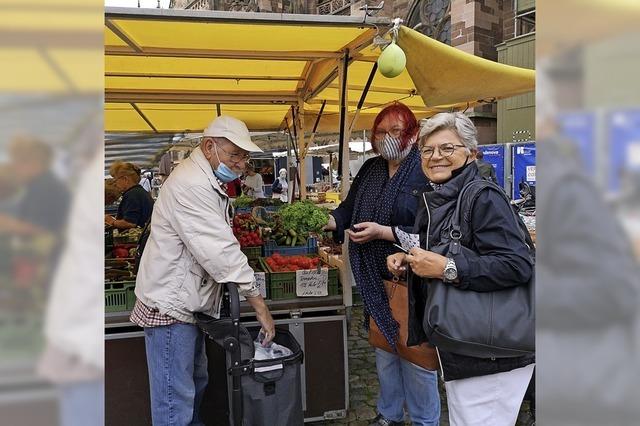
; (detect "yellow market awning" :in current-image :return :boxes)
[397,26,536,107]
[104,8,535,135]
[105,8,384,133]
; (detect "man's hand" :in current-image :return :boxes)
[386,252,408,277]
[245,295,275,346]
[405,247,448,279]
[346,222,383,243]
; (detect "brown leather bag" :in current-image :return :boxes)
[368,279,439,371]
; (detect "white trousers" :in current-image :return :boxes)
[445,363,534,426]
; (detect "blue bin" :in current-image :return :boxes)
[234,206,253,215]
[263,237,318,257]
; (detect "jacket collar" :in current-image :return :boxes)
[424,161,479,209]
[122,183,142,196]
[188,146,227,197]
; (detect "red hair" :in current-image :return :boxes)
[371,102,419,154]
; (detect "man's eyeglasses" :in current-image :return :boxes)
[215,141,251,162]
[420,143,467,159]
[373,127,404,140]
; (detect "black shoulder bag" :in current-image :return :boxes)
[424,180,535,358]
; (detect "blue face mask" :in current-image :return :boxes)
[212,143,240,183]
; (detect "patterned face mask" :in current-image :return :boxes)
[378,134,414,161]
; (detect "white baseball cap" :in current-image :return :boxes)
[203,115,262,152]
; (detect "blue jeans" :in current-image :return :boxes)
[375,348,440,425]
[144,323,208,426]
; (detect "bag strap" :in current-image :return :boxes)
[449,180,533,255]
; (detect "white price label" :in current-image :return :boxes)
[296,268,329,297]
[526,165,536,182]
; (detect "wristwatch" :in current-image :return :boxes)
[443,257,458,282]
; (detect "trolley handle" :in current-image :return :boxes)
[225,282,241,322]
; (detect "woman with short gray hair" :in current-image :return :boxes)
[419,112,478,152]
[387,112,534,425]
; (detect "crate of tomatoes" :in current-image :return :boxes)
[259,253,340,300]
[233,213,264,260]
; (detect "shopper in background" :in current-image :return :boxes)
[225,177,242,198]
[157,151,172,180]
[242,163,264,198]
[475,150,497,183]
[105,161,154,229]
[132,115,275,426]
[271,168,289,202]
[387,112,534,426]
[104,178,120,205]
[139,171,153,192]
[324,103,440,426]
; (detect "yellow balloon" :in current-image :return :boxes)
[377,42,407,78]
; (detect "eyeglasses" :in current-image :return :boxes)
[373,127,404,140]
[420,143,467,159]
[215,141,251,162]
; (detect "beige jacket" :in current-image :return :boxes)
[135,146,259,323]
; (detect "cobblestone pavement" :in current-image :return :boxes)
[312,305,534,426]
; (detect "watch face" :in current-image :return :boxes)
[444,268,457,281]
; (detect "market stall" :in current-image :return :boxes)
[104,7,535,425]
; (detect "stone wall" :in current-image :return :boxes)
[450,0,503,60]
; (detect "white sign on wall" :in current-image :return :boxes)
[526,165,536,182]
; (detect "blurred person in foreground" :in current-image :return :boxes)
[324,103,440,426]
[387,113,534,426]
[132,115,275,425]
[104,161,154,229]
[474,150,497,183]
[37,147,104,426]
[536,61,640,425]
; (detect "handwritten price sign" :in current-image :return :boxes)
[296,268,328,297]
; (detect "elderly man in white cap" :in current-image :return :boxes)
[132,115,275,426]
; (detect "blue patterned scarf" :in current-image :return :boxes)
[349,147,421,349]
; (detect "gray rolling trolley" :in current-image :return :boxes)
[195,282,304,426]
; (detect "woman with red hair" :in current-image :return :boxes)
[324,103,440,425]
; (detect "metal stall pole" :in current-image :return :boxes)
[349,62,377,167]
[338,50,350,199]
[350,62,378,135]
[286,114,302,201]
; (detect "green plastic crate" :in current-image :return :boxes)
[241,245,263,261]
[259,256,340,300]
[105,281,136,312]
